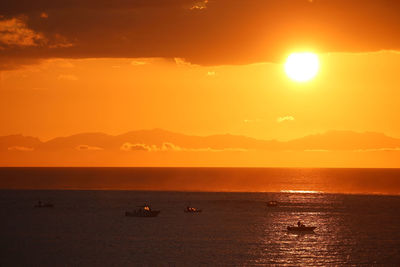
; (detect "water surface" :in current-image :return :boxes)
[1,190,399,266]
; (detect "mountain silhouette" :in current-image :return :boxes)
[1,129,400,152]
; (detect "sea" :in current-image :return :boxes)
[1,168,400,266]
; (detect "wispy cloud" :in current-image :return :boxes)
[190,0,208,10]
[0,17,73,49]
[161,142,182,151]
[244,118,262,124]
[131,59,149,66]
[120,142,247,152]
[8,146,34,151]
[48,33,74,48]
[0,17,46,47]
[174,57,193,67]
[120,143,156,152]
[121,142,181,152]
[277,116,295,123]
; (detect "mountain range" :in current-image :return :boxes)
[1,128,400,152]
[1,129,400,167]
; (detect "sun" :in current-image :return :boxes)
[284,52,319,82]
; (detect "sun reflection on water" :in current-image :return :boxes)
[256,192,349,265]
[280,190,323,194]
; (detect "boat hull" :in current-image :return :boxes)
[184,210,202,213]
[287,226,316,231]
[125,210,160,217]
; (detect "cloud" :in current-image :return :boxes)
[207,71,216,76]
[48,34,74,48]
[120,143,156,152]
[2,1,400,67]
[161,142,183,151]
[57,74,78,81]
[244,118,262,124]
[0,17,46,47]
[131,58,163,66]
[174,57,193,67]
[0,17,73,50]
[190,0,208,10]
[131,59,148,66]
[120,142,246,152]
[277,116,294,123]
[120,142,182,152]
[8,146,34,151]
[75,145,103,151]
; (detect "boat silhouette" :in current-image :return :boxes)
[125,205,160,217]
[287,222,316,232]
[184,206,202,213]
[267,201,278,207]
[34,200,54,208]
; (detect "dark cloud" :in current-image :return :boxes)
[0,0,193,15]
[0,17,46,47]
[1,0,400,69]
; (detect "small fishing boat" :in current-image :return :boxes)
[184,206,202,213]
[34,200,54,208]
[267,201,278,207]
[125,205,160,217]
[287,225,316,232]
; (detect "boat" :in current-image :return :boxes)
[287,225,316,232]
[34,200,54,208]
[125,205,160,217]
[267,201,278,207]
[184,206,202,213]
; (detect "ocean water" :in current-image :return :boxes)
[1,167,400,194]
[1,190,400,266]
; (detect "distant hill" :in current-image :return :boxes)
[39,132,115,150]
[2,129,400,167]
[284,130,400,151]
[1,129,400,152]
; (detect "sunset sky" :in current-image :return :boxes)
[1,0,400,166]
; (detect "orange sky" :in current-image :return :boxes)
[1,51,400,141]
[1,0,400,167]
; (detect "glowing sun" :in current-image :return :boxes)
[284,52,319,82]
